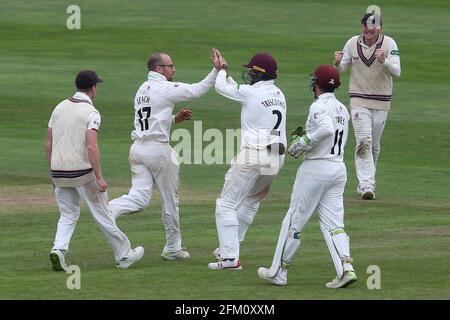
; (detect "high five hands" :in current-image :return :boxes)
[210,48,228,70]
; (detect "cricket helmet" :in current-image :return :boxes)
[310,64,340,89]
[243,53,277,76]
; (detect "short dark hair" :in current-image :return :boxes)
[147,53,164,71]
[361,13,382,27]
[318,85,335,93]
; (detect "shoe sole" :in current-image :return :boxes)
[340,277,357,288]
[260,277,286,286]
[208,266,242,270]
[49,252,65,271]
[326,277,357,289]
[161,255,190,261]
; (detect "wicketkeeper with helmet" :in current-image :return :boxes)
[258,65,357,288]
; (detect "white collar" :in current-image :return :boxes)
[73,92,93,104]
[252,79,275,87]
[148,71,168,82]
[358,34,383,48]
[317,92,335,100]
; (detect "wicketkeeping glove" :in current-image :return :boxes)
[290,126,306,142]
[288,134,311,158]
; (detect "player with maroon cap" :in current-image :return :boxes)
[258,65,357,288]
[208,49,287,270]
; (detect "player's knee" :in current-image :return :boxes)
[356,137,372,158]
[60,213,79,224]
[321,223,345,234]
[372,143,380,155]
[130,188,151,209]
[215,199,238,223]
[237,212,253,225]
[216,198,235,212]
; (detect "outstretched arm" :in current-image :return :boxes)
[166,49,220,103]
[213,48,247,102]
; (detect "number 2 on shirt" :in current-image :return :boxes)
[272,110,282,130]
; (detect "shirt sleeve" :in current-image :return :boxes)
[87,111,101,131]
[337,38,353,73]
[382,38,401,77]
[307,104,335,147]
[214,70,248,102]
[165,68,218,103]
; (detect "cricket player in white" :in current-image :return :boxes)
[334,13,401,200]
[46,70,144,271]
[208,50,286,270]
[109,51,218,260]
[258,65,357,288]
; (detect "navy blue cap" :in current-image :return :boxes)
[75,70,103,90]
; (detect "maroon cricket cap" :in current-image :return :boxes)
[311,65,340,88]
[243,53,277,76]
[75,70,103,90]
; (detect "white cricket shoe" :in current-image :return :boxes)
[212,247,221,260]
[49,249,68,271]
[326,270,357,288]
[116,246,144,269]
[208,259,242,270]
[161,248,190,261]
[258,267,287,286]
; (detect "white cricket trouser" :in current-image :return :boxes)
[52,181,132,262]
[287,159,346,234]
[215,147,284,260]
[351,106,388,193]
[109,140,182,253]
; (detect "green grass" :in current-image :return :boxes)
[0,0,449,300]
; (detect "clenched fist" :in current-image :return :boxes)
[374,49,385,63]
[334,51,344,66]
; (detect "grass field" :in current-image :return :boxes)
[0,0,449,300]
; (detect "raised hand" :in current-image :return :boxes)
[210,48,221,70]
[334,51,343,66]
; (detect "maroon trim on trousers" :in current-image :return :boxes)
[51,168,93,178]
[349,92,391,101]
[68,97,92,105]
[357,35,384,67]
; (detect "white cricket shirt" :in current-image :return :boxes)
[130,68,218,143]
[304,93,349,161]
[215,70,287,150]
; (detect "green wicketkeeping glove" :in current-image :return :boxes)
[290,126,306,143]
